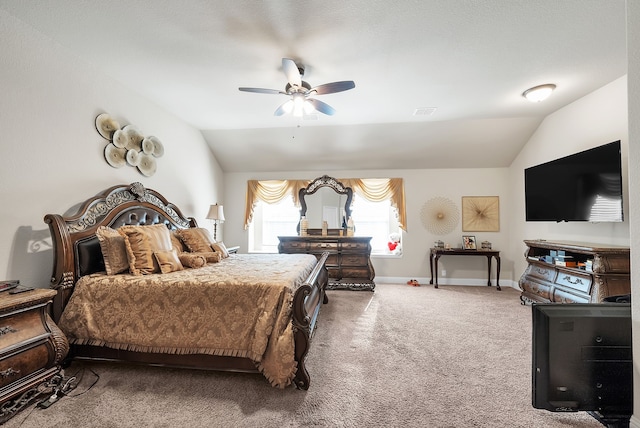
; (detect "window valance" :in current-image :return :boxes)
[245,177,407,231]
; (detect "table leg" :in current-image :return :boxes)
[433,254,440,289]
[486,256,492,287]
[495,256,501,291]
[429,253,434,285]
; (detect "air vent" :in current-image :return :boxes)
[413,107,437,116]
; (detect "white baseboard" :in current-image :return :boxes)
[375,276,520,290]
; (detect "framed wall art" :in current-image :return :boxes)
[462,196,500,232]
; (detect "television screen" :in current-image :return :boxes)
[524,141,623,222]
[532,303,632,420]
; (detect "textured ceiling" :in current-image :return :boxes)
[1,0,627,172]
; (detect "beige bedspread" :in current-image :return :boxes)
[58,253,318,388]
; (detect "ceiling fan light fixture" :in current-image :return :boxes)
[522,84,556,102]
[292,93,306,117]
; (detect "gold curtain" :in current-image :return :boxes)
[244,177,406,231]
[340,178,407,231]
[244,179,309,229]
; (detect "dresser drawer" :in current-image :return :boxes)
[555,271,592,294]
[552,287,589,304]
[339,241,369,252]
[340,254,368,266]
[309,242,338,252]
[0,342,51,389]
[527,263,556,282]
[521,279,551,301]
[279,241,308,252]
[0,311,48,350]
[341,267,372,279]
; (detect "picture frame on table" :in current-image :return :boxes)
[462,235,477,250]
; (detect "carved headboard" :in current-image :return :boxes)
[44,182,197,320]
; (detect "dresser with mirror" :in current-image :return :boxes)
[278,176,375,291]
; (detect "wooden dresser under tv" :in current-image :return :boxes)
[519,240,630,304]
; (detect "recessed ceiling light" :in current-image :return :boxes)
[522,84,556,103]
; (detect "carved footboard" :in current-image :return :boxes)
[291,251,329,390]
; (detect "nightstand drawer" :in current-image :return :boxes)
[0,341,51,389]
[0,311,48,350]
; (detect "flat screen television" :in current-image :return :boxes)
[532,303,632,423]
[524,141,623,222]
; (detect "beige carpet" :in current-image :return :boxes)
[5,284,603,427]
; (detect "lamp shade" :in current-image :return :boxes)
[206,204,225,221]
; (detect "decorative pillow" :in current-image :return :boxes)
[175,228,215,253]
[211,241,230,258]
[178,253,207,269]
[191,251,221,263]
[153,250,184,274]
[170,231,187,253]
[96,226,129,275]
[119,224,173,275]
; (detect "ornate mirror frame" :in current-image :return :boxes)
[299,175,353,234]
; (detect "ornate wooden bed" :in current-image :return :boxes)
[44,182,329,389]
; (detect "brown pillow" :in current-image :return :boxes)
[153,250,184,274]
[170,231,187,253]
[175,228,215,253]
[178,253,207,269]
[211,241,230,258]
[191,251,221,263]
[96,226,129,275]
[119,224,173,275]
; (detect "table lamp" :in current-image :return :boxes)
[206,203,225,241]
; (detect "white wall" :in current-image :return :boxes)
[507,76,630,280]
[626,2,640,426]
[223,168,512,286]
[0,11,223,288]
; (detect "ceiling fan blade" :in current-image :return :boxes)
[239,87,285,95]
[282,58,302,87]
[274,100,294,116]
[307,98,336,116]
[310,81,355,95]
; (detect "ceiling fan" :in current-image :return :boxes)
[239,58,355,117]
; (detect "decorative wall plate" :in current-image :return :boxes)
[126,149,140,166]
[462,196,500,232]
[149,136,164,157]
[420,197,459,235]
[95,113,120,140]
[104,143,126,168]
[137,154,157,177]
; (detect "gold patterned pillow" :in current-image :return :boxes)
[96,226,129,275]
[190,251,221,263]
[178,253,207,268]
[175,228,215,253]
[170,231,187,253]
[211,241,230,258]
[153,250,184,274]
[119,224,173,275]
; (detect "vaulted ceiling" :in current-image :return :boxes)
[1,1,627,172]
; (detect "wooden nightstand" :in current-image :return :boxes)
[0,288,69,423]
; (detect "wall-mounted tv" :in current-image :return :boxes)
[524,141,623,222]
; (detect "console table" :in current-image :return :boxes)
[429,248,501,290]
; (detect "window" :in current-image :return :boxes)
[248,199,299,252]
[351,197,402,255]
[249,195,401,256]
